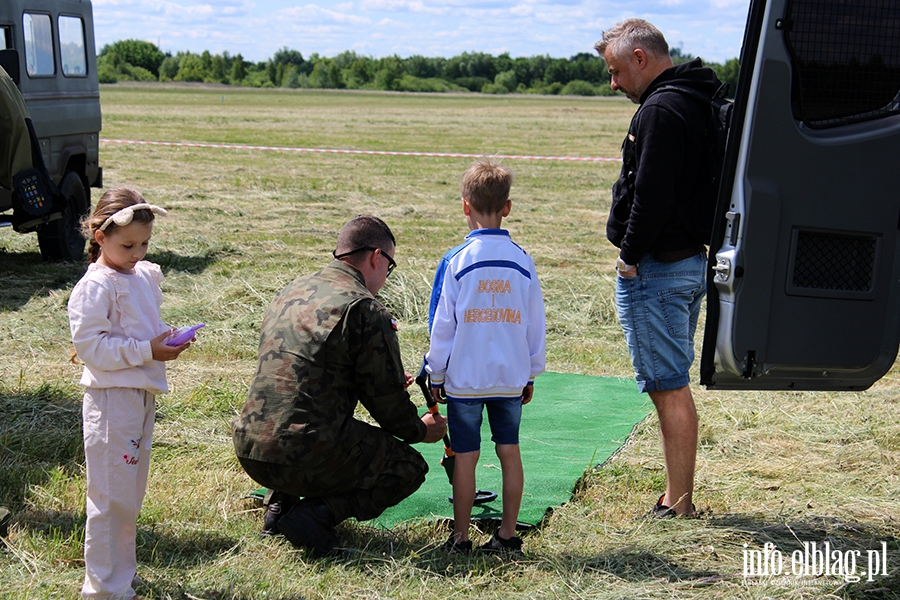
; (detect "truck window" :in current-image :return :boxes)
[58,15,86,76]
[1,26,10,50]
[23,12,54,76]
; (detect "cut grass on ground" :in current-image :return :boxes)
[1,83,898,600]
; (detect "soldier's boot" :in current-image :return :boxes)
[261,491,298,538]
[276,498,339,557]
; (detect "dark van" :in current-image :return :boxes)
[0,0,101,260]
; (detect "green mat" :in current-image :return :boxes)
[372,372,650,528]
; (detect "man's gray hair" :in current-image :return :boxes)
[594,18,669,60]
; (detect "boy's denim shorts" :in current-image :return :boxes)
[616,252,706,393]
[446,398,522,453]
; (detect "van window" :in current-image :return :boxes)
[785,0,900,129]
[58,15,86,76]
[1,26,11,50]
[23,12,54,76]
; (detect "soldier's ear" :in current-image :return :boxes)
[368,248,381,271]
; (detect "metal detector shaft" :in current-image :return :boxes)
[416,364,455,483]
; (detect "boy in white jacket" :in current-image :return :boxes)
[425,159,546,555]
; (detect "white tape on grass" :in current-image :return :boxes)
[100,139,622,163]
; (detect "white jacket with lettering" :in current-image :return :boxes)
[425,228,546,401]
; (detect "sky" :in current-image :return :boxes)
[91,0,751,65]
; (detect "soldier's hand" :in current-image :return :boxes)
[421,411,447,443]
[403,372,414,389]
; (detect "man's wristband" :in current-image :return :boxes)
[616,257,636,272]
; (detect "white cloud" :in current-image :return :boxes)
[277,4,371,25]
[91,0,750,63]
[359,0,447,14]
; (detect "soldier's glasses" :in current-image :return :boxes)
[333,246,396,276]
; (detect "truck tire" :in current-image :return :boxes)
[37,171,90,261]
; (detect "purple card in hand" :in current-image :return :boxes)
[166,323,204,346]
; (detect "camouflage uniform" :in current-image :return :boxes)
[232,260,428,523]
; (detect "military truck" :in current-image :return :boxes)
[0,0,101,261]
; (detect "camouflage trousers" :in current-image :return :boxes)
[238,422,428,523]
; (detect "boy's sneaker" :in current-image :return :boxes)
[441,534,472,555]
[0,507,10,538]
[479,531,523,555]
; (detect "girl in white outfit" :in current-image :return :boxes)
[68,188,192,599]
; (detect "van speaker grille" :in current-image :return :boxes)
[792,230,876,292]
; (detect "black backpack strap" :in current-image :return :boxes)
[652,82,730,103]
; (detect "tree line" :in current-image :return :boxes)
[98,39,740,97]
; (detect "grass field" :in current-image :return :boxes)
[1,82,898,599]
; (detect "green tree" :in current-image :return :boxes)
[309,60,332,88]
[230,53,247,83]
[282,66,300,88]
[560,80,597,96]
[404,55,441,79]
[481,82,509,94]
[327,61,344,89]
[158,55,180,81]
[513,55,548,88]
[396,75,458,93]
[93,40,740,94]
[670,46,695,65]
[97,61,118,83]
[444,52,496,80]
[374,56,403,91]
[494,52,514,74]
[544,58,572,85]
[175,53,206,82]
[494,69,517,93]
[272,47,307,73]
[200,50,213,74]
[98,39,165,76]
[568,52,607,84]
[210,54,229,83]
[712,58,741,97]
[343,59,374,88]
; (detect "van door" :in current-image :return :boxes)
[700,0,900,391]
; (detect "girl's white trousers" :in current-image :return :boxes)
[81,388,154,600]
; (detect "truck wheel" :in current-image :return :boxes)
[37,171,90,261]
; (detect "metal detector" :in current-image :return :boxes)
[415,365,497,505]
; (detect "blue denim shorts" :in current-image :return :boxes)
[616,253,706,393]
[446,398,522,453]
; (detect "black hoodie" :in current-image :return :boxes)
[608,58,723,265]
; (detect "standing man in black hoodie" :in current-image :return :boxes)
[595,19,723,517]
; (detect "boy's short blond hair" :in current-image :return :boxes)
[461,159,513,214]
